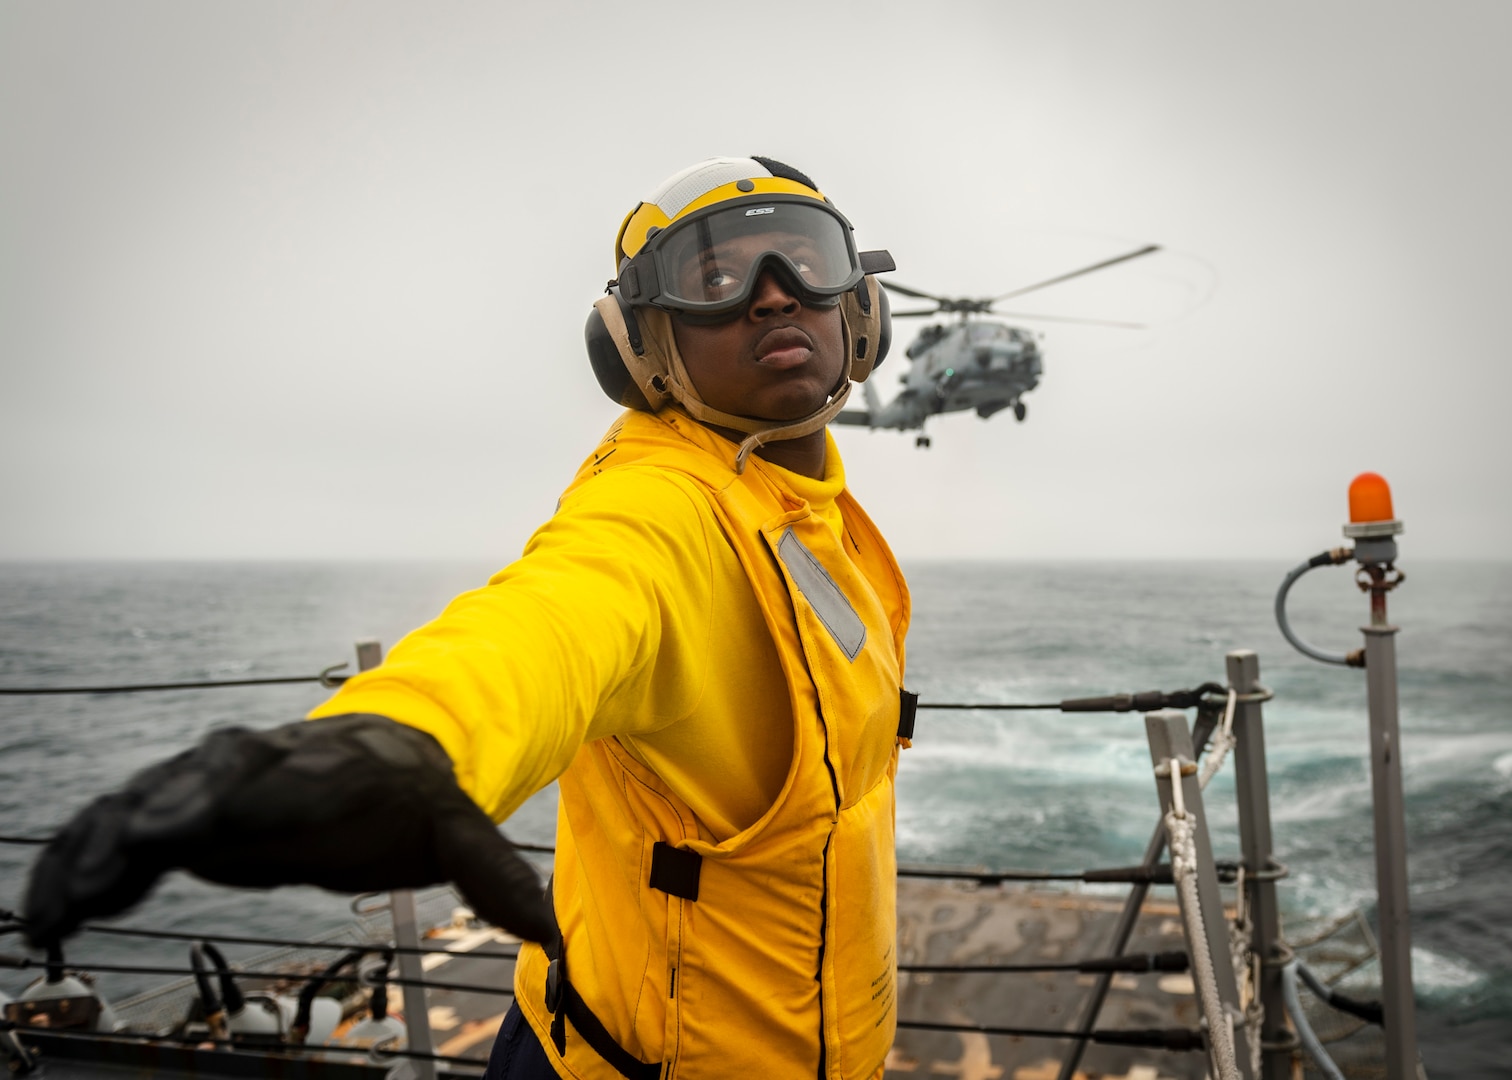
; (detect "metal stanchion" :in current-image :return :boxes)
[1273,472,1419,1080]
[1226,651,1288,1080]
[354,638,437,1080]
[1349,496,1418,1080]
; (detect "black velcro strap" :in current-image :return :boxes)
[898,689,920,741]
[649,841,702,901]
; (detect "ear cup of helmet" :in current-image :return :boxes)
[585,303,641,409]
[585,290,657,411]
[842,276,892,384]
[585,290,677,412]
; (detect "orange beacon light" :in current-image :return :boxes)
[1348,471,1395,524]
[1342,471,1403,567]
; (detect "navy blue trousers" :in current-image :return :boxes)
[482,1003,558,1079]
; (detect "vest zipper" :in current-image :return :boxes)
[815,831,833,1080]
[815,708,841,1080]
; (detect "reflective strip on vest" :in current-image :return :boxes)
[776,528,866,661]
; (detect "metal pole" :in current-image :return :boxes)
[354,639,437,1080]
[1226,651,1288,1080]
[1055,705,1220,1080]
[1146,709,1254,1080]
[1361,589,1419,1080]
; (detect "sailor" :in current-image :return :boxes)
[25,156,911,1080]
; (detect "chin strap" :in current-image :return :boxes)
[661,338,854,472]
[728,384,853,472]
[598,296,859,474]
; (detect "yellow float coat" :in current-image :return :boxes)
[311,407,910,1079]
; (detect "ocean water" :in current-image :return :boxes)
[0,560,1507,1077]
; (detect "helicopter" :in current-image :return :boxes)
[834,244,1161,447]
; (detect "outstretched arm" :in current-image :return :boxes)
[24,467,719,946]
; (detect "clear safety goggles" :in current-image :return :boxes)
[617,197,879,319]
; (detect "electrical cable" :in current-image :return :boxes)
[1275,549,1360,666]
[1281,961,1347,1080]
[1294,959,1383,1026]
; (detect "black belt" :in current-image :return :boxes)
[543,948,661,1080]
[541,843,700,1080]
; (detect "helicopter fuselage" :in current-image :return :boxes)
[835,242,1158,444]
[835,320,1041,435]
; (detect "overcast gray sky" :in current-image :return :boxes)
[3,1,1508,561]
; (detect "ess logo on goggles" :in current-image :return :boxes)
[617,195,894,318]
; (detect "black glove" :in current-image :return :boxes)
[24,714,554,947]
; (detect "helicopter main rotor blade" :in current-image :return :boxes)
[891,308,946,318]
[990,244,1161,303]
[991,310,1148,330]
[880,281,950,302]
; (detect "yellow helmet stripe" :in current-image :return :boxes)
[615,177,827,267]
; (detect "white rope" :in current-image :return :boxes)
[1201,688,1265,1077]
[1157,692,1264,1077]
[1230,923,1252,1000]
[1198,688,1238,790]
[1229,864,1263,1078]
[1161,758,1242,1080]
[1245,965,1264,1079]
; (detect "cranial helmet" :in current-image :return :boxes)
[585,156,893,471]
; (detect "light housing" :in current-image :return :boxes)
[1342,471,1402,563]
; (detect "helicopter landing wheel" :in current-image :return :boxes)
[1013,402,1027,422]
[915,435,931,448]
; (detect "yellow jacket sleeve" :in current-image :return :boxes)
[307,466,717,821]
